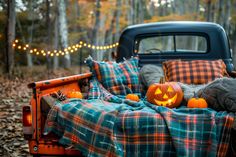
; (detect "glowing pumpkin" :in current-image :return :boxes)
[146,82,183,108]
[187,96,208,108]
[126,94,140,102]
[67,91,83,99]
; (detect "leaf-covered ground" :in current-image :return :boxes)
[0,66,88,157]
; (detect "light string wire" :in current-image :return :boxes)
[12,39,119,57]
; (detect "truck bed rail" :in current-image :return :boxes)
[28,73,92,90]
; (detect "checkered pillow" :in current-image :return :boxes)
[86,57,141,96]
[163,60,228,84]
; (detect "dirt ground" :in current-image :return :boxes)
[0,66,88,157]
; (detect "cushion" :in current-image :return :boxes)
[140,64,164,87]
[197,77,236,112]
[85,56,141,96]
[163,59,228,84]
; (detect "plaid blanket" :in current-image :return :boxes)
[44,79,234,157]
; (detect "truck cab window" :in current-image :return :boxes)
[138,35,208,54]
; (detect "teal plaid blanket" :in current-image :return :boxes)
[44,79,234,157]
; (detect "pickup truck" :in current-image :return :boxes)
[23,21,236,156]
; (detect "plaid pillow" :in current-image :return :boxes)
[86,57,141,96]
[163,59,228,84]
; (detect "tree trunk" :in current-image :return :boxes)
[131,0,135,24]
[211,2,215,22]
[149,1,155,16]
[92,0,101,60]
[27,0,34,67]
[158,0,163,16]
[223,0,231,33]
[171,0,176,14]
[206,1,212,22]
[115,0,121,42]
[5,0,15,75]
[137,0,144,23]
[53,0,59,70]
[98,15,106,61]
[58,0,70,68]
[174,0,185,15]
[195,0,200,20]
[46,0,52,70]
[216,0,224,25]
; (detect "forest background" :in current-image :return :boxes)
[0,0,236,156]
[1,0,236,78]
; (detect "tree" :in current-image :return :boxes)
[216,0,224,25]
[206,0,212,22]
[5,0,15,75]
[26,0,33,67]
[58,0,70,68]
[46,0,52,70]
[224,0,231,33]
[92,0,101,60]
[115,0,121,42]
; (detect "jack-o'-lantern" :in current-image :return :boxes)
[146,81,183,108]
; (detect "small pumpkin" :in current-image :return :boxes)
[187,94,208,108]
[67,91,83,99]
[146,80,183,108]
[126,94,140,102]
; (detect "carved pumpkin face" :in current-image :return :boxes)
[146,82,183,108]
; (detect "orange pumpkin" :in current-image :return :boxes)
[126,94,140,102]
[187,96,208,108]
[67,91,83,99]
[146,81,183,108]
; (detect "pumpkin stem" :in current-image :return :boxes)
[159,77,165,84]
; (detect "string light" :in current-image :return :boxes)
[12,39,119,57]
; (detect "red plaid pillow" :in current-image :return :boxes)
[163,60,228,84]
